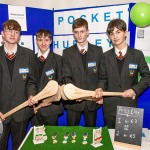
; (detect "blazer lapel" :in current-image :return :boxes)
[0,47,12,85]
[121,47,133,80]
[72,45,85,74]
[11,48,22,86]
[40,52,54,84]
[108,48,121,82]
[86,43,94,72]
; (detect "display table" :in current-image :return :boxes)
[18,126,114,150]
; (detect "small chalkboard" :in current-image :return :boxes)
[114,106,144,148]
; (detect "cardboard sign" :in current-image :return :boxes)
[33,125,47,144]
[91,127,103,148]
[114,106,144,147]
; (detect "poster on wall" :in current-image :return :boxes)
[19,35,33,50]
[34,36,38,54]
[53,32,130,56]
[53,34,112,55]
[134,26,150,68]
[8,5,27,31]
[134,26,150,55]
[53,4,130,55]
[54,4,129,35]
[0,35,33,50]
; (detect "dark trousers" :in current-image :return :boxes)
[31,112,58,126]
[0,118,28,150]
[67,105,97,127]
[104,114,116,129]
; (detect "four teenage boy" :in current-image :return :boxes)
[0,18,149,149]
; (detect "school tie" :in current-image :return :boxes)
[118,51,123,60]
[80,49,86,55]
[39,55,45,62]
[5,53,15,60]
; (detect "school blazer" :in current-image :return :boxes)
[62,43,103,111]
[98,46,150,115]
[36,52,63,117]
[0,44,36,123]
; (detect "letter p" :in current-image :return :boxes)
[58,17,64,25]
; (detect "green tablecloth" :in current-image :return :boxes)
[20,126,114,150]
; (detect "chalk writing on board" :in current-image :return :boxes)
[115,106,144,146]
[117,107,139,117]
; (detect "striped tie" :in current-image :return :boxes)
[39,55,45,62]
[5,53,15,60]
[80,49,86,55]
[118,51,123,60]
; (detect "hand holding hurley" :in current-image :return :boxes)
[63,83,123,101]
[0,80,58,120]
[0,80,59,140]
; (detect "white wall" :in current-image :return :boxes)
[0,0,150,9]
[52,0,150,10]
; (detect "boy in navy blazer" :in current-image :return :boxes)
[0,19,36,150]
[62,18,103,127]
[96,19,150,129]
[31,29,63,126]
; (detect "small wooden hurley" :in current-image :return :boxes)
[64,83,123,100]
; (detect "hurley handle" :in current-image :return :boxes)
[64,83,123,100]
[1,80,58,120]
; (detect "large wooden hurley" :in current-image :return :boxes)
[0,80,58,140]
[60,85,68,100]
[34,85,61,112]
[64,83,123,100]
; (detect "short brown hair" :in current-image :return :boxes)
[36,29,52,39]
[2,19,21,31]
[107,18,127,35]
[72,18,88,30]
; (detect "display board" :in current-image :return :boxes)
[53,3,130,55]
[0,2,150,149]
[114,106,144,147]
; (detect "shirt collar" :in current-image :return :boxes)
[4,44,17,55]
[77,43,88,52]
[37,49,50,59]
[115,45,127,57]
